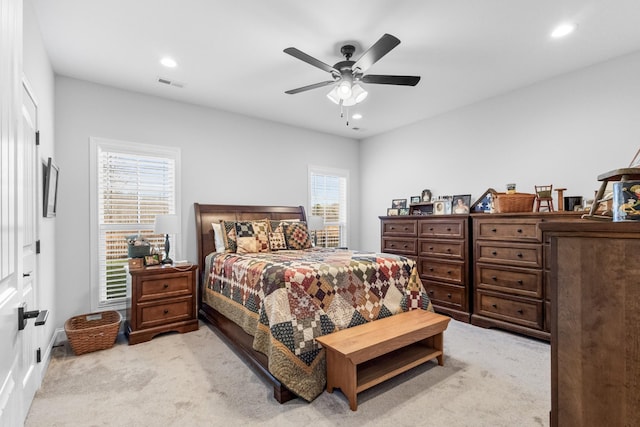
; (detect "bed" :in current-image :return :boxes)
[194,203,433,403]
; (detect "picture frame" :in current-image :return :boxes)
[421,189,432,202]
[144,253,161,266]
[471,188,496,213]
[410,195,421,205]
[433,200,451,215]
[452,194,472,214]
[399,207,410,215]
[387,208,399,216]
[43,157,59,218]
[629,148,640,168]
[392,199,407,209]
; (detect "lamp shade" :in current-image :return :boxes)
[153,214,179,234]
[307,215,324,231]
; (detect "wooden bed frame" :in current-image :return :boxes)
[193,203,307,403]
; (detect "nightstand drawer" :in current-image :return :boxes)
[476,291,542,329]
[139,274,191,301]
[419,239,464,259]
[476,241,542,268]
[138,296,194,329]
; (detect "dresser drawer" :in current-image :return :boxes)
[138,273,192,302]
[475,291,543,329]
[382,237,417,255]
[474,219,541,242]
[418,219,465,239]
[381,220,417,236]
[476,264,542,298]
[418,258,464,285]
[422,280,464,309]
[137,296,194,329]
[419,239,464,259]
[476,241,542,268]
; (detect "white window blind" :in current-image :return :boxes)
[309,166,348,248]
[90,138,180,309]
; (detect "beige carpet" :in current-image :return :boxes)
[25,319,550,427]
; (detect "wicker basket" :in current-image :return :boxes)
[493,192,536,213]
[64,311,122,355]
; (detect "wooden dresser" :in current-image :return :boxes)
[471,213,580,340]
[126,264,199,344]
[380,215,471,322]
[541,221,640,427]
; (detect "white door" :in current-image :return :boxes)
[19,81,41,420]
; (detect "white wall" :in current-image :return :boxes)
[54,77,360,328]
[23,0,56,349]
[359,51,640,252]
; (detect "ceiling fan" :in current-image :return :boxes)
[283,33,420,106]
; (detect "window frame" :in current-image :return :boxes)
[89,137,181,311]
[308,165,349,248]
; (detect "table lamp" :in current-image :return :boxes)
[307,215,325,247]
[153,214,179,264]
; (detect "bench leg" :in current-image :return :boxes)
[433,332,444,366]
[345,361,358,411]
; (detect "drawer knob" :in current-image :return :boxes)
[163,283,169,289]
[492,303,498,308]
[429,246,434,251]
[446,248,451,252]
[491,276,498,281]
[429,227,434,231]
[428,290,434,295]
[446,228,451,232]
[163,309,169,314]
[403,227,409,231]
[517,280,523,285]
[390,226,395,230]
[491,228,497,233]
[390,244,395,248]
[516,253,523,258]
[517,229,523,233]
[447,270,452,275]
[447,293,452,299]
[517,309,524,314]
[403,244,408,248]
[429,268,434,272]
[491,251,497,256]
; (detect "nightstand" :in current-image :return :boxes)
[125,264,198,344]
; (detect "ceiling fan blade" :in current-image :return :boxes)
[285,80,336,95]
[361,74,421,86]
[352,33,401,73]
[284,47,339,75]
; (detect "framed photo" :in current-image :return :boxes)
[399,208,410,215]
[144,254,161,266]
[43,157,59,218]
[629,148,640,168]
[421,189,432,202]
[410,195,421,205]
[471,188,496,213]
[387,208,399,216]
[392,199,407,209]
[452,194,471,214]
[433,200,451,215]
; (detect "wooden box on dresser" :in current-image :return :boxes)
[470,212,580,340]
[541,221,640,427]
[126,264,199,344]
[380,215,471,322]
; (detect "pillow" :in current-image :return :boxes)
[211,223,226,253]
[282,221,312,250]
[270,218,300,233]
[235,219,270,254]
[220,220,237,253]
[268,231,287,251]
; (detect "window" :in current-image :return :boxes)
[308,166,348,248]
[90,138,180,310]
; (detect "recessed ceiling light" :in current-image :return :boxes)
[551,23,576,39]
[352,113,363,120]
[160,57,177,68]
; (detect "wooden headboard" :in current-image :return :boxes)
[193,203,307,273]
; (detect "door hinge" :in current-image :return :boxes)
[37,348,42,363]
[35,131,40,146]
[36,240,41,254]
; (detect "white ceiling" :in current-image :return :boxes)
[32,0,640,139]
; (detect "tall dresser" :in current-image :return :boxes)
[471,212,580,340]
[541,221,640,427]
[380,215,471,322]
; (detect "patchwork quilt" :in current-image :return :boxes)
[204,247,432,401]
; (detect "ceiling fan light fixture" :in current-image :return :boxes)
[338,80,352,99]
[351,84,368,103]
[326,87,341,104]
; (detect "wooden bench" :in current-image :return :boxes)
[316,309,450,410]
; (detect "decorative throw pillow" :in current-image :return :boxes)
[235,219,270,254]
[282,221,312,250]
[270,218,300,233]
[268,231,287,251]
[220,220,237,253]
[211,222,225,253]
